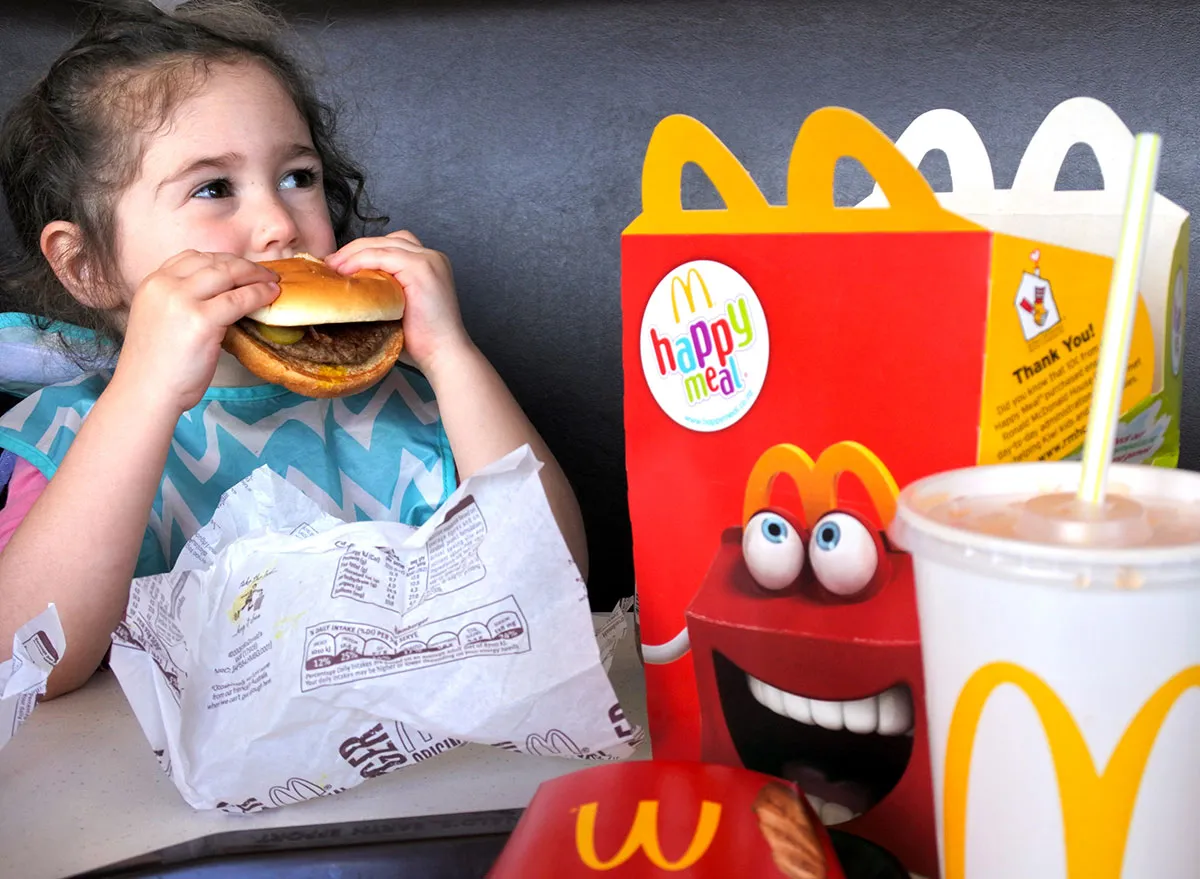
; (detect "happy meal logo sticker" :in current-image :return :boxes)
[1014,250,1062,343]
[639,260,769,432]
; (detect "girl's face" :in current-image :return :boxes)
[111,61,337,301]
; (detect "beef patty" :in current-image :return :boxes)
[239,320,402,366]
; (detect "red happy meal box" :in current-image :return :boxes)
[620,107,1156,877]
[487,760,846,878]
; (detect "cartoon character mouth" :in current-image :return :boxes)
[713,651,914,827]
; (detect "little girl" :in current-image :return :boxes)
[0,0,587,698]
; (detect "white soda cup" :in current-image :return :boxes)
[891,461,1200,879]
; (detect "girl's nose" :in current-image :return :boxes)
[251,194,301,258]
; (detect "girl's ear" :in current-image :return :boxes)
[40,220,111,308]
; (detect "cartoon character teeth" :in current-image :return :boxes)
[641,441,936,877]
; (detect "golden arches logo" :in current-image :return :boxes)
[944,662,1200,879]
[670,268,713,324]
[742,441,900,528]
[574,799,722,871]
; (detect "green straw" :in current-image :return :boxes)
[1077,133,1162,506]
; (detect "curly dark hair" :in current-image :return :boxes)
[0,0,384,362]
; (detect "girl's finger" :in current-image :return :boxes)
[326,236,423,270]
[386,229,423,247]
[159,250,239,277]
[329,246,440,280]
[187,257,278,299]
[203,281,281,327]
[159,249,204,272]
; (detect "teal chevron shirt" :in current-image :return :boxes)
[0,366,456,578]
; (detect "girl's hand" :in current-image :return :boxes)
[327,233,589,578]
[324,231,470,372]
[114,250,280,414]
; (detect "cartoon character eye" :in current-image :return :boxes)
[743,512,805,591]
[809,512,878,597]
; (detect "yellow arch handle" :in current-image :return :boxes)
[642,115,770,220]
[788,107,962,233]
[627,109,980,235]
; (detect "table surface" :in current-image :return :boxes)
[0,614,649,879]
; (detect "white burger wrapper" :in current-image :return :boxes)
[109,446,642,812]
[0,604,65,751]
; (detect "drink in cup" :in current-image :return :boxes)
[890,460,1200,879]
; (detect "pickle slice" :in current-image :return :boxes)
[254,322,305,345]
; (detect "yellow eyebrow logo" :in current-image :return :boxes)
[742,441,899,529]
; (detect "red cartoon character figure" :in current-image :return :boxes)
[642,442,935,876]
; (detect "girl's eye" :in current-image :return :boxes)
[191,178,232,199]
[280,167,319,190]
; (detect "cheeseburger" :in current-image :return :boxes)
[223,253,406,398]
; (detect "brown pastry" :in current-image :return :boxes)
[753,781,827,879]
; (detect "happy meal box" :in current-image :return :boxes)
[487,760,848,878]
[859,96,1188,467]
[621,102,1184,876]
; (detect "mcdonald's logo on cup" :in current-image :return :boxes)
[574,799,722,871]
[639,259,770,432]
[943,661,1200,879]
